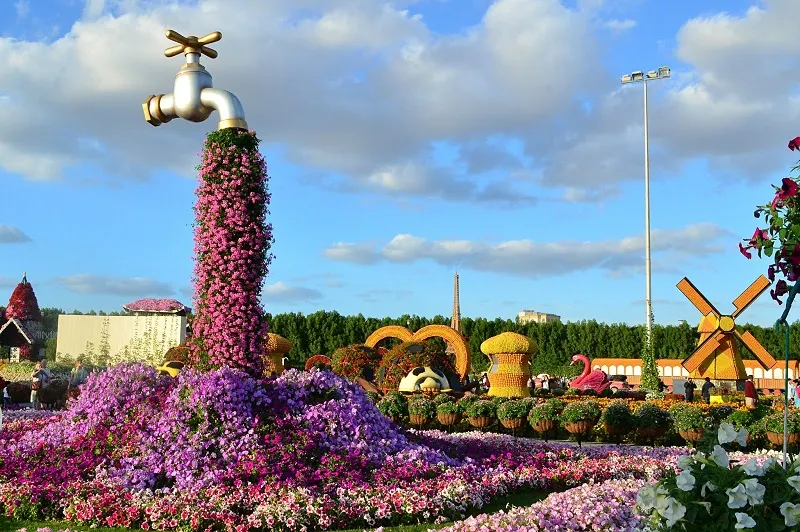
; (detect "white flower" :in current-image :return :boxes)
[676,455,695,471]
[741,458,764,477]
[655,496,687,528]
[701,481,717,497]
[763,458,777,471]
[636,485,660,512]
[734,512,756,530]
[741,478,765,505]
[788,475,800,494]
[676,470,696,491]
[726,483,749,509]
[711,445,730,468]
[719,422,738,444]
[781,502,800,527]
[735,428,748,447]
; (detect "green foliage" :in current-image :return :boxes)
[407,396,436,418]
[376,392,408,419]
[533,388,551,397]
[496,399,531,420]
[635,402,671,430]
[436,400,462,415]
[364,390,381,404]
[601,400,635,427]
[764,410,800,433]
[0,361,37,382]
[330,344,381,381]
[560,400,601,423]
[433,393,455,405]
[528,399,562,424]
[640,311,660,392]
[465,399,497,418]
[669,404,707,431]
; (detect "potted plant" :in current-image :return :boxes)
[497,399,530,430]
[465,399,496,428]
[601,400,635,438]
[376,392,408,423]
[408,395,435,427]
[528,398,564,437]
[765,410,800,446]
[670,403,706,444]
[560,400,601,436]
[436,400,462,427]
[635,402,671,440]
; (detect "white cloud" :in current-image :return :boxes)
[322,222,731,277]
[53,274,174,296]
[263,282,323,303]
[0,225,31,243]
[604,18,636,32]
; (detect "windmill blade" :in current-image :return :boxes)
[732,276,771,318]
[682,332,722,372]
[677,278,720,317]
[735,329,777,369]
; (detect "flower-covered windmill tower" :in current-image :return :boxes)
[0,273,44,361]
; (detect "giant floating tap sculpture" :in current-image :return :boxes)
[142,30,248,131]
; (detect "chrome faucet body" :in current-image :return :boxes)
[143,30,248,131]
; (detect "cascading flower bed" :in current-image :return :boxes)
[0,365,690,531]
[189,129,274,377]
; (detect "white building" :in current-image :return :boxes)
[517,309,561,324]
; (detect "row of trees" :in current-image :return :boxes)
[24,309,800,375]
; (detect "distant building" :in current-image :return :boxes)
[517,309,561,324]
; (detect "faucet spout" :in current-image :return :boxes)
[200,88,248,131]
[142,30,248,131]
[142,93,178,127]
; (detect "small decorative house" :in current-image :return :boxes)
[0,273,45,361]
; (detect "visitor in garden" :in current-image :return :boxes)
[701,377,715,404]
[69,359,89,388]
[744,375,757,409]
[794,379,800,408]
[29,361,52,409]
[657,379,665,392]
[790,379,798,403]
[2,384,8,409]
[683,378,696,402]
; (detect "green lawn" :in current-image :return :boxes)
[0,490,547,532]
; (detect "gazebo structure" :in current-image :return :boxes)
[0,273,45,361]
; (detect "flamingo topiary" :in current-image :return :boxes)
[569,353,611,393]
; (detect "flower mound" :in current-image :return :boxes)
[189,129,274,376]
[0,365,689,530]
[5,274,41,321]
[123,298,190,314]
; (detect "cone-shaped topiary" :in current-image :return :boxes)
[377,341,457,392]
[188,130,274,377]
[5,273,42,322]
[331,344,382,381]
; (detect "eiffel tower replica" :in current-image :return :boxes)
[445,272,461,357]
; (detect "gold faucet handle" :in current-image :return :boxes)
[163,30,222,59]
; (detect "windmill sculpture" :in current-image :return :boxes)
[677,276,776,380]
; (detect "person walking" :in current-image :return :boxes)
[701,377,716,404]
[684,378,697,403]
[790,379,798,405]
[744,375,758,409]
[794,380,800,409]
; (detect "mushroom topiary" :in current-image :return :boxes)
[480,332,537,398]
[263,333,292,376]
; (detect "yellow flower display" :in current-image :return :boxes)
[480,332,537,398]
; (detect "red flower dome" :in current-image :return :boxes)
[5,273,42,322]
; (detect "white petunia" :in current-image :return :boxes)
[781,502,800,527]
[788,475,800,494]
[726,483,749,509]
[676,470,696,491]
[719,422,738,444]
[734,512,756,530]
[636,485,660,512]
[656,495,687,528]
[701,481,717,497]
[711,445,730,468]
[741,478,765,505]
[763,458,777,471]
[676,454,695,471]
[735,428,748,447]
[741,458,764,477]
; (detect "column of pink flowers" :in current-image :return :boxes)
[189,129,274,376]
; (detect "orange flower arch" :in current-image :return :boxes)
[364,324,471,379]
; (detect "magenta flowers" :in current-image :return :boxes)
[189,129,274,376]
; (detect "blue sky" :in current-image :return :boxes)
[0,0,798,327]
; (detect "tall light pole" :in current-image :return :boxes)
[621,66,670,346]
